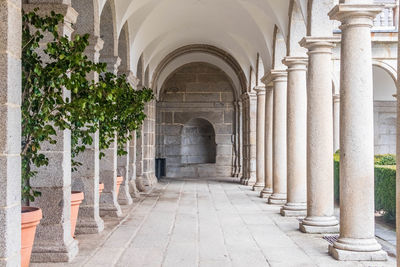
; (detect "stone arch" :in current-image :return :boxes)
[272,25,287,70]
[372,62,397,101]
[372,60,397,84]
[256,53,265,86]
[151,44,248,96]
[287,0,307,56]
[136,54,144,87]
[100,0,118,61]
[117,22,130,74]
[306,0,335,36]
[71,0,100,37]
[180,118,217,165]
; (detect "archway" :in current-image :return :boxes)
[373,64,397,154]
[181,118,216,165]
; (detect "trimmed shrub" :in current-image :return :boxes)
[374,154,396,166]
[334,153,340,202]
[333,152,396,222]
[375,165,396,222]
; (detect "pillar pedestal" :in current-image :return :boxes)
[99,136,122,217]
[0,1,22,265]
[328,4,387,261]
[24,3,79,262]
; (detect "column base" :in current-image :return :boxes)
[268,193,286,205]
[299,216,339,233]
[329,244,387,261]
[244,179,256,186]
[260,188,272,198]
[252,183,264,191]
[280,203,307,217]
[31,239,78,263]
[118,184,133,205]
[75,217,104,235]
[100,204,122,217]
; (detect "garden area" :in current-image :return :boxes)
[334,152,396,224]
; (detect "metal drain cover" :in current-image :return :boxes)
[323,235,339,244]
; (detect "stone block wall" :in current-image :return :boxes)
[156,62,236,178]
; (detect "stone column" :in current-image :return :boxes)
[23,3,79,262]
[99,56,123,217]
[0,1,22,265]
[117,140,133,205]
[280,57,308,216]
[240,94,248,184]
[71,35,104,234]
[298,37,339,234]
[260,86,273,198]
[128,131,140,197]
[246,92,257,186]
[267,70,288,205]
[252,86,266,191]
[328,3,387,261]
[397,4,400,264]
[238,100,243,179]
[333,94,340,152]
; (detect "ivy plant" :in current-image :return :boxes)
[22,9,153,202]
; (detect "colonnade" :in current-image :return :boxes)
[249,1,389,261]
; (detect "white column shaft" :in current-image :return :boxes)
[268,71,288,204]
[299,37,339,234]
[253,87,266,190]
[260,87,273,198]
[281,57,308,216]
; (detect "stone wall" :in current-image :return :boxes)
[156,62,236,178]
[374,101,396,154]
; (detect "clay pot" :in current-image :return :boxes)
[21,207,42,267]
[116,176,124,196]
[71,191,84,238]
[99,183,104,196]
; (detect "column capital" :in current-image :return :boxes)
[254,86,266,95]
[101,56,121,74]
[299,36,340,51]
[333,94,340,103]
[23,4,78,35]
[282,56,308,70]
[119,71,140,88]
[261,69,287,85]
[329,4,384,28]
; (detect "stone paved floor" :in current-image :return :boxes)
[33,177,396,267]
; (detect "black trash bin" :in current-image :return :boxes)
[155,158,166,179]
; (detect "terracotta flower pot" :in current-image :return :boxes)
[116,176,124,196]
[71,191,84,238]
[21,206,42,267]
[99,182,104,196]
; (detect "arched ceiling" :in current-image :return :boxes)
[96,0,310,90]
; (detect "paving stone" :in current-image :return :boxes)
[32,178,397,267]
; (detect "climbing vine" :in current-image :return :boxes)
[22,9,153,202]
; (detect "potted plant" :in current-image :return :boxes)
[21,9,153,264]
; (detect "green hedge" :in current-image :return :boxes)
[334,153,396,222]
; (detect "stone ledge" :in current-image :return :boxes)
[328,245,388,261]
[299,223,339,234]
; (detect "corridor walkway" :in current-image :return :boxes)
[33,178,396,267]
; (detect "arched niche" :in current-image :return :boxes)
[372,64,397,155]
[181,118,216,165]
